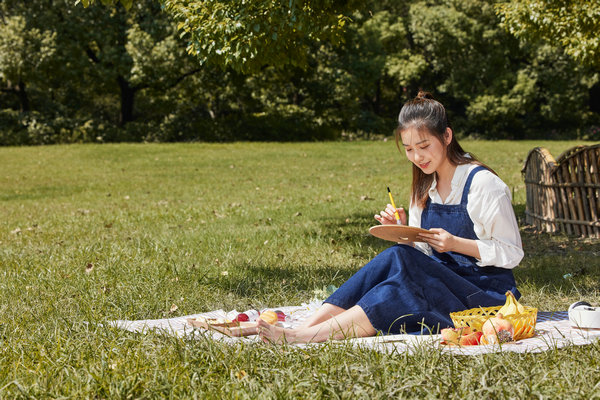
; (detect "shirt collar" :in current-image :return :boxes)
[428,163,473,197]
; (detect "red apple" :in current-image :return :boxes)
[233,313,249,322]
[275,311,286,321]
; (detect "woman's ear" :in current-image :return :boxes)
[444,127,453,145]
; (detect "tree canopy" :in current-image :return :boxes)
[77,0,360,73]
[497,0,600,68]
[1,0,598,145]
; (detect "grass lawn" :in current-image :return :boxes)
[1,140,599,398]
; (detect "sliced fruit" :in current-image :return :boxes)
[258,310,278,325]
[275,310,286,321]
[482,313,514,344]
[459,331,483,346]
[441,326,472,344]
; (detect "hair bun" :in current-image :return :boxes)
[416,91,434,100]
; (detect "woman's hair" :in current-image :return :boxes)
[395,91,495,208]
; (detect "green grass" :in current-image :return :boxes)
[1,140,599,398]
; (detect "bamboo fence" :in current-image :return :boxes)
[522,144,600,238]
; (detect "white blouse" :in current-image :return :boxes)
[408,163,524,269]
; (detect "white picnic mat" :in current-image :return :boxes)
[351,311,600,355]
[108,300,324,345]
[107,303,600,354]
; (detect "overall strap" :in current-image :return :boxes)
[460,165,487,205]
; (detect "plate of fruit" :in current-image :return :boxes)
[187,310,286,337]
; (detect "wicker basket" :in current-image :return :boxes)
[450,306,538,341]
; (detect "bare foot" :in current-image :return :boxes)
[257,319,295,344]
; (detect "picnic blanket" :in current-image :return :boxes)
[108,301,600,355]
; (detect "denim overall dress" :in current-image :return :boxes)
[325,166,520,334]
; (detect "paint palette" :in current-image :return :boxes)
[369,225,430,243]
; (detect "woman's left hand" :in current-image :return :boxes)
[417,228,456,253]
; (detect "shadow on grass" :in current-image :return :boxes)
[515,229,600,295]
[200,213,396,301]
[513,203,526,224]
[207,206,599,303]
[205,262,357,300]
[0,184,87,202]
[317,211,392,251]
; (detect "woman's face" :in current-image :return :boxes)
[400,127,451,175]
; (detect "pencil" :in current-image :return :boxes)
[387,187,401,223]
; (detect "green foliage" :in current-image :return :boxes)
[0,16,56,84]
[79,0,360,73]
[0,14,57,113]
[497,0,600,68]
[0,109,104,145]
[78,0,134,8]
[0,0,207,139]
[407,0,598,139]
[167,0,357,73]
[1,0,599,143]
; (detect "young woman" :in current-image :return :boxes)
[258,91,524,344]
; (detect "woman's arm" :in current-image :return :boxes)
[417,229,481,259]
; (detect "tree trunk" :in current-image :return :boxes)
[17,80,30,112]
[373,78,381,115]
[117,76,135,126]
[589,80,600,114]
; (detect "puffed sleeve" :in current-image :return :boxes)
[468,173,524,269]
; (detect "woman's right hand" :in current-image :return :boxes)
[374,204,407,225]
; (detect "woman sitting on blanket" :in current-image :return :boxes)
[258,91,524,344]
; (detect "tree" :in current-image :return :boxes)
[2,0,598,145]
[1,0,202,133]
[329,5,427,134]
[73,1,201,126]
[77,0,360,73]
[403,0,597,139]
[0,16,56,112]
[497,0,600,68]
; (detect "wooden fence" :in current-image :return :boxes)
[522,144,600,237]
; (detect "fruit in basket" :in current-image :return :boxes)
[459,331,483,346]
[497,291,525,316]
[482,313,514,344]
[441,326,472,344]
[258,310,279,325]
